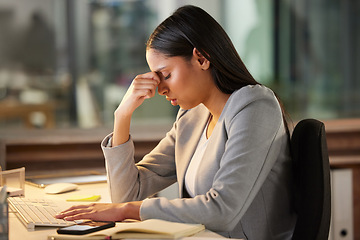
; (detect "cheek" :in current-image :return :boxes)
[170,67,197,96]
[169,73,188,92]
[174,79,194,98]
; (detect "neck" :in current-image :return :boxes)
[203,88,231,123]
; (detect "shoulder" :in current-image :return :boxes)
[174,85,281,124]
[223,85,282,125]
[229,84,278,107]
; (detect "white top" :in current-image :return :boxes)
[184,122,209,197]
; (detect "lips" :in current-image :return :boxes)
[170,99,178,106]
[166,97,178,106]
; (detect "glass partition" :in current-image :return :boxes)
[274,0,360,120]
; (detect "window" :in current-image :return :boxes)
[275,0,360,120]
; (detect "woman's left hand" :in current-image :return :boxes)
[55,201,142,222]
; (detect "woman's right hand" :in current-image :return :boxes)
[116,72,160,117]
[55,201,142,222]
[112,72,160,146]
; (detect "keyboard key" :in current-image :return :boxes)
[8,197,76,230]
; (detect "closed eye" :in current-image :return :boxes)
[164,73,171,80]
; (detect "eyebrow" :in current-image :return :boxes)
[154,66,166,73]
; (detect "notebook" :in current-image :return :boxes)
[47,219,205,240]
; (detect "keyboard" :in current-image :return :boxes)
[8,197,77,230]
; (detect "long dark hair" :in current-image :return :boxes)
[147,5,291,135]
[146,5,258,94]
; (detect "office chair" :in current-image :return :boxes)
[291,119,331,240]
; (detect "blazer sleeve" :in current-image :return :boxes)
[140,86,289,233]
[101,110,186,203]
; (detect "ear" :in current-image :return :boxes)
[193,48,210,70]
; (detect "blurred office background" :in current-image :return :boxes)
[1,1,359,239]
[0,0,359,129]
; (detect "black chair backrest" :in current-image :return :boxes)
[291,119,331,240]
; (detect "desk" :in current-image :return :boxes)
[9,182,226,240]
[9,182,110,240]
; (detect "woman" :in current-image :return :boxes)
[56,5,296,239]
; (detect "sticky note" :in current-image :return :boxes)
[66,195,101,202]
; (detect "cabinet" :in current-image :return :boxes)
[325,119,360,240]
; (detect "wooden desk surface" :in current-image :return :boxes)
[9,182,226,240]
[9,182,111,240]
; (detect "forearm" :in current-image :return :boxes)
[112,110,132,146]
[111,72,160,147]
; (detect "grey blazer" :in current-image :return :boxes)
[101,85,296,239]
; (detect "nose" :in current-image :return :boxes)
[157,81,168,95]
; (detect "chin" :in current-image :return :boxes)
[178,103,198,110]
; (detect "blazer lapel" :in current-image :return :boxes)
[176,105,210,197]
